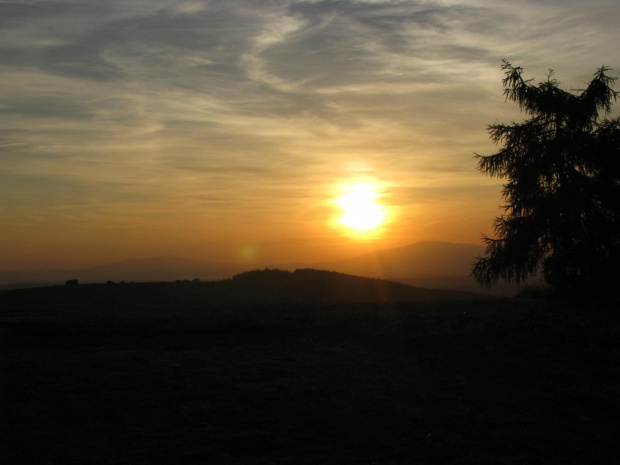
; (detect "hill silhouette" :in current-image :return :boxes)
[0,268,488,305]
[229,268,488,302]
[0,241,539,295]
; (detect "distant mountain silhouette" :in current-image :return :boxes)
[315,241,482,278]
[84,257,251,283]
[91,256,209,272]
[313,241,537,296]
[0,241,540,295]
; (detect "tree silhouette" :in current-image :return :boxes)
[473,61,620,293]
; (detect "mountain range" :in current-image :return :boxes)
[0,241,537,295]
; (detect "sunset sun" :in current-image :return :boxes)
[336,184,386,232]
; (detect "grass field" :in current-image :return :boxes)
[2,281,620,464]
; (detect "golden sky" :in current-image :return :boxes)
[1,0,619,270]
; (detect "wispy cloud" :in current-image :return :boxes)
[1,0,619,266]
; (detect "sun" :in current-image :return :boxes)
[336,184,386,231]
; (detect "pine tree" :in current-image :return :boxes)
[473,61,620,293]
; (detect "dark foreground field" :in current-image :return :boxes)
[2,279,620,464]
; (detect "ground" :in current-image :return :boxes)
[1,283,619,464]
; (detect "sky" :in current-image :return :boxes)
[1,0,619,271]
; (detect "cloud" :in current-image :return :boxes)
[1,0,619,264]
